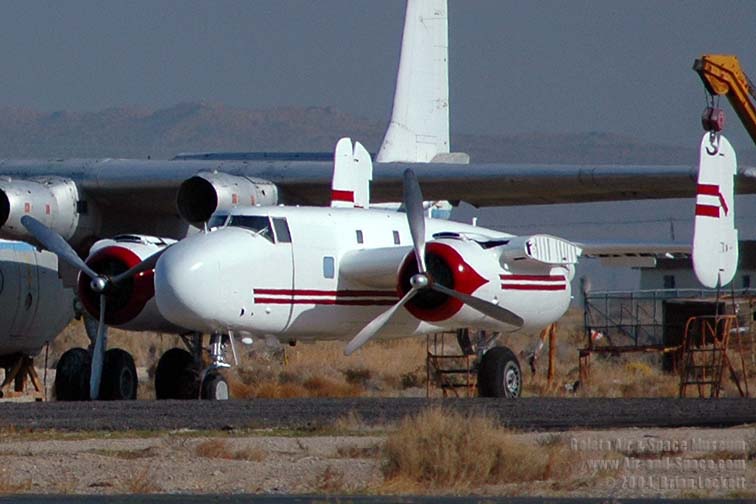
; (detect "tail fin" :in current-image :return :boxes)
[377,0,455,163]
[692,133,738,288]
[331,138,373,209]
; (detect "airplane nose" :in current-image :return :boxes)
[155,228,250,332]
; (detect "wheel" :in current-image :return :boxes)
[155,348,200,399]
[55,347,91,401]
[99,348,137,400]
[200,371,229,400]
[477,346,522,398]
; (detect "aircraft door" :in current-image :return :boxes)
[239,217,294,334]
[270,217,294,330]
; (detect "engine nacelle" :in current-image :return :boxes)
[0,177,79,241]
[176,171,278,226]
[78,235,179,332]
[0,240,74,355]
[397,238,500,326]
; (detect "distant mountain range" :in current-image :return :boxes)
[0,102,754,165]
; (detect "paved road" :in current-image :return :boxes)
[1,496,752,504]
[0,397,752,431]
[0,494,753,504]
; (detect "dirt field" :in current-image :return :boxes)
[0,424,751,498]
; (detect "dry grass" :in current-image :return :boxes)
[194,439,265,462]
[92,447,160,460]
[52,306,751,400]
[380,407,572,491]
[225,336,428,398]
[117,465,161,494]
[336,444,382,459]
[315,465,346,493]
[0,470,31,494]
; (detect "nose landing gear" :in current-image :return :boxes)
[154,332,232,400]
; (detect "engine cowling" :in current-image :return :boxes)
[176,172,278,226]
[0,177,79,241]
[397,238,500,325]
[77,235,179,332]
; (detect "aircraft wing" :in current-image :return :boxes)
[577,241,690,267]
[377,162,756,207]
[3,158,756,209]
[1,157,755,245]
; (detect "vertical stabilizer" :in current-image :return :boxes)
[331,138,373,209]
[692,133,738,288]
[377,0,450,163]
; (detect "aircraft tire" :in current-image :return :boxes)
[200,371,229,400]
[100,348,137,400]
[155,348,199,399]
[477,346,522,398]
[55,347,91,401]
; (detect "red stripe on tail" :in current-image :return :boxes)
[331,190,354,202]
[695,204,720,218]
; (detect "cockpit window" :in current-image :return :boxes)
[227,215,274,243]
[207,214,228,230]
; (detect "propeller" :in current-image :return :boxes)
[344,169,523,355]
[21,215,166,399]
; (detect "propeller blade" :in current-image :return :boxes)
[403,169,427,273]
[21,215,99,280]
[344,288,418,356]
[89,294,108,400]
[110,247,168,285]
[431,283,524,328]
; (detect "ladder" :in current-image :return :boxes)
[679,315,749,398]
[426,331,476,398]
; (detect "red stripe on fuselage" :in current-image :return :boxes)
[254,297,396,306]
[500,284,567,291]
[254,288,396,297]
[499,274,566,281]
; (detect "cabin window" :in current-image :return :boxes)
[392,230,400,245]
[272,218,291,243]
[356,230,364,244]
[228,215,274,243]
[743,275,751,289]
[663,275,676,289]
[323,256,335,279]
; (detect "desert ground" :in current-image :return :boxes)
[0,310,752,498]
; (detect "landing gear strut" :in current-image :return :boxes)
[155,332,232,400]
[200,333,230,400]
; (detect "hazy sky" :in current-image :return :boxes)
[0,1,754,149]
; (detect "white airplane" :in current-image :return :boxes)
[23,130,737,400]
[1,0,742,401]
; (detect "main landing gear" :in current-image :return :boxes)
[456,329,522,398]
[155,332,232,400]
[477,346,522,398]
[55,322,234,401]
[55,346,137,401]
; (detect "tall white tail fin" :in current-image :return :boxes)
[331,138,373,209]
[376,0,451,163]
[692,133,738,288]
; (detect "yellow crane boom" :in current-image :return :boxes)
[693,54,756,145]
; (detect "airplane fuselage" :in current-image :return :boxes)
[154,207,574,342]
